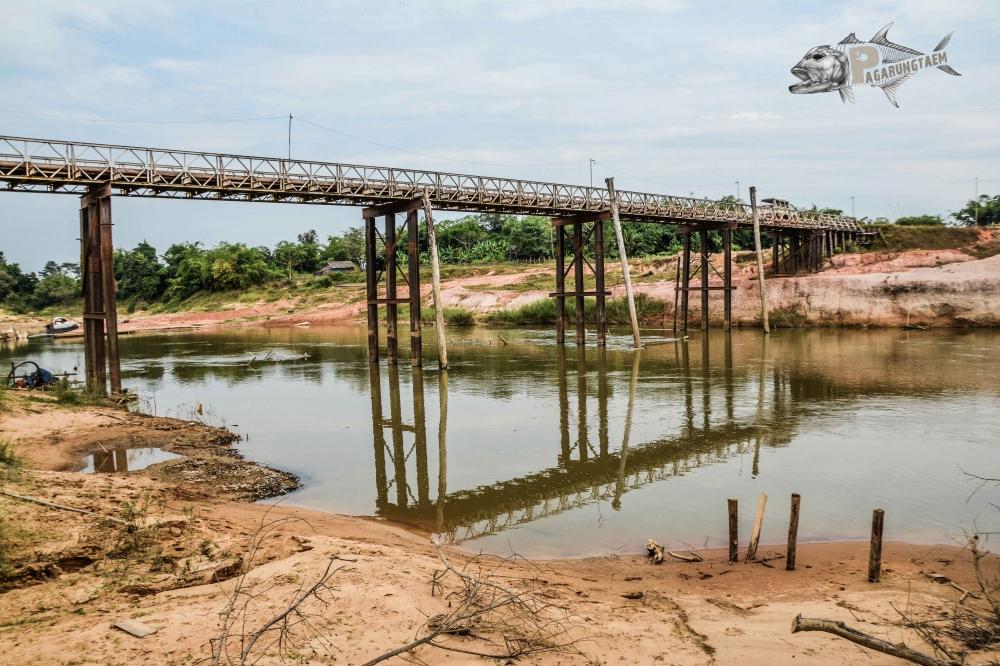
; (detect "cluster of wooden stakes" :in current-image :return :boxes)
[646,493,888,583]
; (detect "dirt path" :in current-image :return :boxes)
[1,393,996,664]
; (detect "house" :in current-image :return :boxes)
[314,260,357,276]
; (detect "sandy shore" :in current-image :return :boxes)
[0,393,997,665]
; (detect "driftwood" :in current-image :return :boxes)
[791,615,957,666]
[0,489,127,525]
[667,550,704,563]
[646,538,664,564]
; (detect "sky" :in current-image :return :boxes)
[1,0,998,270]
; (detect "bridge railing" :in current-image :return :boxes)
[0,135,861,231]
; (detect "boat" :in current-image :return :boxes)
[45,317,80,335]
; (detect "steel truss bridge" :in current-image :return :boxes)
[0,135,861,232]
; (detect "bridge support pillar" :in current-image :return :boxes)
[551,213,609,346]
[680,231,691,332]
[699,230,710,331]
[363,199,425,365]
[723,227,732,331]
[79,184,121,395]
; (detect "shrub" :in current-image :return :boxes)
[444,307,475,327]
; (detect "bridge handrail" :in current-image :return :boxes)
[0,135,861,231]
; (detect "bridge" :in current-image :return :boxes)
[0,135,865,392]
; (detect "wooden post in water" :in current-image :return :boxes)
[728,497,739,563]
[605,178,641,348]
[364,214,379,362]
[385,213,398,365]
[672,255,681,332]
[420,192,447,370]
[699,230,709,331]
[594,219,607,346]
[746,493,768,561]
[573,221,586,346]
[407,208,422,366]
[722,227,732,331]
[681,233,691,332]
[555,223,567,345]
[868,509,885,582]
[787,493,801,571]
[750,187,770,334]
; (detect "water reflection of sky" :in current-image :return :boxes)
[4,326,999,558]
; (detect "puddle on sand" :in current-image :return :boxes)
[83,447,180,473]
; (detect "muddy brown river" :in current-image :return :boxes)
[4,325,998,557]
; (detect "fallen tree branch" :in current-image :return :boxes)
[0,489,127,524]
[667,550,704,563]
[791,615,959,666]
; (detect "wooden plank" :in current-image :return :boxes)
[606,178,640,348]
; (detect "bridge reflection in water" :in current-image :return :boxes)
[368,335,800,544]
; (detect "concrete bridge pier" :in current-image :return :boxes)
[363,199,424,365]
[551,212,610,346]
[79,183,121,394]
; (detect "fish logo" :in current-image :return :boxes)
[789,23,960,107]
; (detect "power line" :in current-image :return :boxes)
[0,107,287,125]
[297,117,586,169]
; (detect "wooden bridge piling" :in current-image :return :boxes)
[364,213,379,362]
[680,232,692,332]
[79,184,121,395]
[406,209,422,365]
[550,213,609,347]
[385,212,398,365]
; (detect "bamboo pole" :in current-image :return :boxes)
[421,191,447,369]
[727,497,739,563]
[868,509,884,582]
[605,178,641,348]
[750,186,770,334]
[787,493,801,571]
[745,492,768,561]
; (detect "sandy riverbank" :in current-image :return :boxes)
[1,393,997,664]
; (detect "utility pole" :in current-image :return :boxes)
[850,196,855,218]
[589,158,596,187]
[735,180,740,201]
[287,113,293,160]
[975,177,979,225]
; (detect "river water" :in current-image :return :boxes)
[4,326,998,557]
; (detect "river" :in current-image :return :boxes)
[4,325,998,558]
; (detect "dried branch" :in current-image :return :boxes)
[362,544,587,665]
[791,615,958,666]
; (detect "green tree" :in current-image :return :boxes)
[955,194,1000,226]
[31,273,78,309]
[115,241,165,301]
[502,216,551,259]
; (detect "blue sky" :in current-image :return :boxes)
[2,0,998,270]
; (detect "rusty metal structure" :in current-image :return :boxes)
[0,135,866,388]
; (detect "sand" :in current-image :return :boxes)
[1,393,997,664]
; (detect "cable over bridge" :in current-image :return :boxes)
[0,135,860,232]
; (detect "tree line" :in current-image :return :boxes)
[1,194,995,313]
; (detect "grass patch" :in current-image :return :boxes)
[49,380,110,407]
[0,438,22,480]
[486,293,669,325]
[420,307,477,326]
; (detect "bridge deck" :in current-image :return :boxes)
[0,135,860,232]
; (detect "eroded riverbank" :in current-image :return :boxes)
[1,394,998,664]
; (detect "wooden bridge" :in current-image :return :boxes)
[0,135,865,391]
